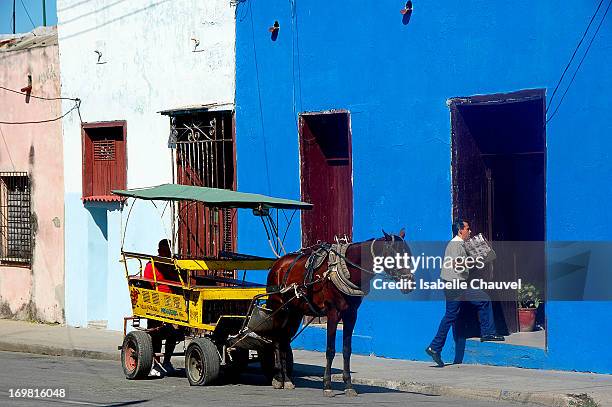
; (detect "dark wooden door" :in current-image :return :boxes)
[173,111,235,261]
[299,112,353,247]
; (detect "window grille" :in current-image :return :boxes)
[171,112,235,261]
[93,139,116,161]
[0,172,32,265]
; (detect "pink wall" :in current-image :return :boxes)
[0,28,65,322]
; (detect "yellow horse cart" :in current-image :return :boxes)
[112,184,311,385]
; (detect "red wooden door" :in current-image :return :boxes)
[299,112,353,247]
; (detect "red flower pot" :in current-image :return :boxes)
[518,308,536,332]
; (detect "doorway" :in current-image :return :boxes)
[449,89,546,337]
[299,111,353,247]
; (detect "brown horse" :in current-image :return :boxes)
[264,229,413,396]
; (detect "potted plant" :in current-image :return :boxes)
[517,284,541,332]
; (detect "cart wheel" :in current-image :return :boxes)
[260,345,293,382]
[185,338,220,386]
[121,331,153,380]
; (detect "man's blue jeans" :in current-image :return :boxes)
[429,288,496,353]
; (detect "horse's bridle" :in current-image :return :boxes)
[325,235,412,277]
[369,235,413,278]
[369,235,401,260]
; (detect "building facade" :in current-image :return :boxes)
[0,27,65,323]
[57,0,236,330]
[234,1,612,374]
[49,0,612,374]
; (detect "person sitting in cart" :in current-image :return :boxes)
[144,239,180,376]
[143,239,175,293]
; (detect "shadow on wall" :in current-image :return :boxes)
[82,202,122,328]
[83,202,122,236]
[401,1,413,25]
[59,0,171,42]
[84,204,109,240]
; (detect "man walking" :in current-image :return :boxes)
[426,219,504,367]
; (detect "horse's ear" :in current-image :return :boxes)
[399,228,406,239]
[382,229,390,240]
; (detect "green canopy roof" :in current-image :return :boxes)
[112,184,312,210]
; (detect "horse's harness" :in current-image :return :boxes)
[228,238,404,348]
[272,237,402,316]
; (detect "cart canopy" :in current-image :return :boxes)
[112,184,312,210]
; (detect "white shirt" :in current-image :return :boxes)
[440,235,469,282]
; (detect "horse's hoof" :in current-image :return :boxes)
[345,388,358,397]
[272,378,284,389]
[324,389,334,397]
[283,381,295,390]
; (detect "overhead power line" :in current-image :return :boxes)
[547,0,611,124]
[0,101,80,125]
[0,125,16,171]
[19,0,36,30]
[547,0,605,114]
[0,86,79,102]
[0,86,82,125]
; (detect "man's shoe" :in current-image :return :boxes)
[425,347,444,367]
[480,334,505,342]
[149,366,163,377]
[161,361,176,376]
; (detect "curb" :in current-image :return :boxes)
[0,342,594,407]
[0,341,120,361]
[319,374,584,407]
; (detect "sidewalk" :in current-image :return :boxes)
[0,319,610,407]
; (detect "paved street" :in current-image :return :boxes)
[0,351,528,407]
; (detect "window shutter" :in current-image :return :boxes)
[81,122,127,201]
[93,139,116,161]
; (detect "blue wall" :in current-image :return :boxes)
[235,1,612,373]
[65,197,149,331]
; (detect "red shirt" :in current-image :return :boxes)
[143,262,172,293]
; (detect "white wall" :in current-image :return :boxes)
[57,0,236,329]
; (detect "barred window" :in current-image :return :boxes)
[0,173,32,265]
